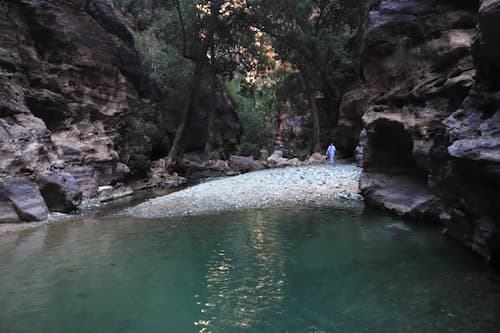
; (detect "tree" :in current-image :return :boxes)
[248,0,369,152]
[116,0,269,168]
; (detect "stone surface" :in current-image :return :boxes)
[37,171,82,213]
[360,172,443,221]
[0,177,48,222]
[347,0,500,264]
[335,86,369,156]
[125,163,363,219]
[0,199,21,223]
[0,0,144,183]
[0,0,242,220]
[350,0,476,218]
[429,0,500,264]
[228,155,265,172]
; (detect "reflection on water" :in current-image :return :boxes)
[197,211,287,332]
[0,207,499,333]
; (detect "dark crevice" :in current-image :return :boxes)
[365,119,425,175]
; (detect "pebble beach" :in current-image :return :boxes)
[125,163,363,218]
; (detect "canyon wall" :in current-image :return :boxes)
[0,0,240,222]
[343,0,500,264]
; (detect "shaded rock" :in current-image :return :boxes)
[308,152,325,164]
[259,149,269,161]
[427,0,500,263]
[353,0,476,222]
[0,177,48,222]
[360,172,444,221]
[0,199,21,223]
[37,171,82,213]
[0,0,155,191]
[228,155,264,172]
[336,86,369,156]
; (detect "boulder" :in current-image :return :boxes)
[360,172,444,221]
[308,152,324,164]
[268,150,288,167]
[0,177,48,222]
[37,171,82,213]
[228,155,265,172]
[0,199,21,223]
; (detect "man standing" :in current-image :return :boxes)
[326,143,336,165]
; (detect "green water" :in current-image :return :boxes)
[0,207,499,333]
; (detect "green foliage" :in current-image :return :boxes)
[134,32,193,93]
[227,79,281,156]
[251,0,370,98]
[111,0,370,158]
[114,98,159,174]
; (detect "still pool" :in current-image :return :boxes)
[0,207,499,333]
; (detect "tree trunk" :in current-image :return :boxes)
[308,90,321,153]
[299,71,321,153]
[204,75,217,155]
[166,61,205,168]
[165,1,221,169]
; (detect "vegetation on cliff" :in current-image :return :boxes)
[114,0,368,165]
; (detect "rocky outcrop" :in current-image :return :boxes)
[0,177,48,222]
[335,86,369,155]
[355,0,477,221]
[0,0,147,201]
[429,0,500,263]
[0,0,241,222]
[345,0,500,264]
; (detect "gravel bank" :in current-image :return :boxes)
[125,163,363,218]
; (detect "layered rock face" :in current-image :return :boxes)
[348,0,500,263]
[430,0,500,263]
[0,0,240,222]
[0,0,143,220]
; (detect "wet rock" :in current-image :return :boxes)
[37,171,82,213]
[0,177,48,222]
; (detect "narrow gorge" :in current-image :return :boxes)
[1,1,500,332]
[1,0,499,266]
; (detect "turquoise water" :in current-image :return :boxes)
[0,207,499,333]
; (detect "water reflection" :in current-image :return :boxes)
[0,208,499,333]
[195,211,287,332]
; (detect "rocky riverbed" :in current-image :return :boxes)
[0,163,362,235]
[124,163,363,218]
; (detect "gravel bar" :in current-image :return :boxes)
[124,163,363,218]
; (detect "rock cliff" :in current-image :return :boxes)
[345,0,500,264]
[0,0,240,222]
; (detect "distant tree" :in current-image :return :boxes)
[248,0,369,152]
